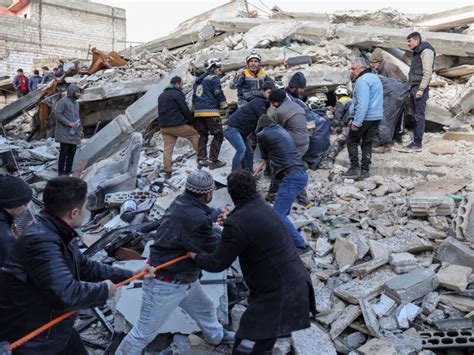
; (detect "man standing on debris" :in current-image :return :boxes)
[158,76,199,179]
[343,58,383,180]
[225,82,273,172]
[116,170,235,354]
[193,58,228,169]
[54,84,83,176]
[188,170,316,354]
[41,66,56,85]
[256,114,310,253]
[231,50,274,106]
[406,32,435,151]
[369,48,407,84]
[0,176,151,353]
[12,69,29,98]
[0,174,32,267]
[28,69,42,92]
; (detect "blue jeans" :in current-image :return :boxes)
[115,279,224,355]
[273,170,308,248]
[410,86,429,146]
[224,126,254,172]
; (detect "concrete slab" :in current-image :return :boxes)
[384,268,439,303]
[292,323,337,355]
[436,237,474,269]
[329,304,361,340]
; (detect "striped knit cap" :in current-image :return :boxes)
[185,170,215,194]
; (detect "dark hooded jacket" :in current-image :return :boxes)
[227,93,269,137]
[0,210,132,353]
[0,208,16,268]
[148,192,221,283]
[157,85,193,127]
[54,84,82,145]
[192,70,228,117]
[194,195,315,339]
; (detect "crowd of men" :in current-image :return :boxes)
[11,60,65,98]
[0,31,435,354]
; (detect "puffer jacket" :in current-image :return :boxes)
[0,208,16,267]
[350,69,383,127]
[227,93,269,137]
[54,84,83,145]
[0,210,132,353]
[231,67,273,103]
[193,70,228,118]
[157,85,193,127]
[274,97,309,149]
[148,192,221,283]
[257,123,305,180]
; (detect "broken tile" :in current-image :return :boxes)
[437,264,472,292]
[439,294,474,313]
[359,298,382,337]
[315,237,333,257]
[372,294,397,318]
[334,236,358,268]
[384,268,439,303]
[316,297,345,327]
[347,257,388,278]
[314,282,334,316]
[329,305,361,340]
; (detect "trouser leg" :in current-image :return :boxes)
[161,129,178,173]
[64,144,76,175]
[347,127,362,168]
[58,143,76,176]
[207,117,224,162]
[327,126,349,161]
[58,329,88,355]
[195,119,209,160]
[411,86,429,146]
[224,126,246,171]
[243,137,254,172]
[360,121,380,171]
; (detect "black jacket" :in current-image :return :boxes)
[409,42,435,87]
[257,123,305,180]
[195,196,316,339]
[227,93,269,137]
[157,85,193,128]
[149,192,221,283]
[0,210,132,353]
[0,209,16,268]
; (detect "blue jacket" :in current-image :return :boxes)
[231,67,273,103]
[350,69,383,127]
[28,75,42,92]
[193,70,228,118]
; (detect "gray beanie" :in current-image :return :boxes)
[186,170,215,194]
[369,48,383,63]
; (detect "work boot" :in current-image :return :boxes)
[164,172,172,180]
[197,159,209,169]
[208,160,226,170]
[220,330,236,344]
[341,166,359,179]
[358,170,370,180]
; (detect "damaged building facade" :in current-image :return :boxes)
[0,0,474,354]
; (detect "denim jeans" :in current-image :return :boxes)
[410,86,429,146]
[224,126,254,172]
[115,279,224,355]
[273,170,308,248]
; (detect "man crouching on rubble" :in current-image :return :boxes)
[188,170,316,355]
[0,176,152,354]
[116,170,235,355]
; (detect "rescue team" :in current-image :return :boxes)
[0,32,433,354]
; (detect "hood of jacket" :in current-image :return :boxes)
[66,84,81,98]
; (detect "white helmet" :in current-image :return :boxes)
[274,80,285,89]
[307,96,323,110]
[246,50,261,63]
[205,58,222,70]
[334,85,350,97]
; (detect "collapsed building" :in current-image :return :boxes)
[0,1,474,354]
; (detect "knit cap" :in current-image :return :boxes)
[186,170,215,194]
[369,48,383,62]
[288,72,307,88]
[255,114,274,133]
[0,174,33,209]
[269,89,286,103]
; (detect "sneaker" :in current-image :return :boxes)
[358,170,370,180]
[164,172,172,180]
[220,330,236,344]
[405,143,422,152]
[208,160,226,170]
[197,159,209,169]
[341,166,359,179]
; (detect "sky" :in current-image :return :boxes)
[94,0,473,44]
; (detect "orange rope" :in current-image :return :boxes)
[8,254,190,351]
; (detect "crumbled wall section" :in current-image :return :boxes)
[0,0,126,76]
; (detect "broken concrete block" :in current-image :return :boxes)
[347,257,388,278]
[434,317,473,331]
[384,268,439,303]
[389,252,418,274]
[329,305,361,340]
[368,239,389,259]
[357,337,397,355]
[426,309,445,325]
[428,216,449,232]
[371,232,433,256]
[315,237,333,257]
[359,298,382,337]
[408,193,455,217]
[436,237,474,269]
[379,314,400,332]
[437,264,472,292]
[372,294,397,318]
[316,297,345,327]
[389,328,423,354]
[314,282,334,316]
[439,294,474,312]
[334,236,358,268]
[396,303,421,329]
[422,292,440,315]
[292,323,336,355]
[344,332,367,350]
[334,267,396,304]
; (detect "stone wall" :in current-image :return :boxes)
[0,0,126,76]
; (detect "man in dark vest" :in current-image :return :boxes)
[406,32,435,151]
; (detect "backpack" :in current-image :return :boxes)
[18,76,28,92]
